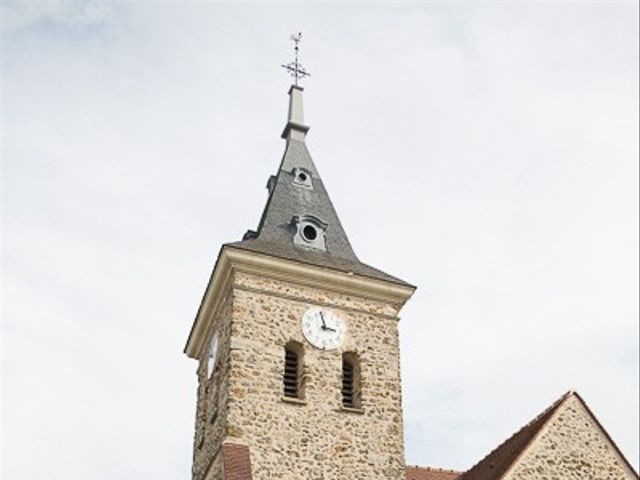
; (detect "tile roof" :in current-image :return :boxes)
[221,443,253,480]
[457,391,572,480]
[406,465,463,480]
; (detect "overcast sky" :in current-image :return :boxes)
[2,2,638,479]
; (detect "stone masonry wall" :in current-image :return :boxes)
[224,271,407,480]
[192,284,234,480]
[505,395,637,480]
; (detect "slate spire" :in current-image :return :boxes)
[227,86,409,286]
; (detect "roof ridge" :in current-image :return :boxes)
[458,390,572,480]
[406,465,464,473]
[406,465,464,480]
[510,390,572,433]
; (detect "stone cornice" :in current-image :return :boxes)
[233,284,400,320]
[184,246,415,359]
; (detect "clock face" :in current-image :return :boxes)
[207,333,219,378]
[301,307,346,350]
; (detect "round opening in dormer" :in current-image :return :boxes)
[292,168,313,189]
[292,214,327,251]
[302,224,318,241]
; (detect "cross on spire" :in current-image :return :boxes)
[281,32,310,86]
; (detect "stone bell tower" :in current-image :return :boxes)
[184,82,415,480]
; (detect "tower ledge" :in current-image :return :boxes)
[183,245,415,359]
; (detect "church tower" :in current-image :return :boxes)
[184,66,415,479]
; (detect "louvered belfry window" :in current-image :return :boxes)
[283,348,299,398]
[342,358,355,407]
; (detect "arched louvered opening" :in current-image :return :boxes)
[283,349,298,397]
[342,352,361,409]
[342,359,354,406]
[283,342,304,399]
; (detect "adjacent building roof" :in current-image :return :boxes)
[416,391,638,480]
[457,391,571,480]
[221,443,253,480]
[406,465,462,480]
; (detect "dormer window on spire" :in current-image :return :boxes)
[292,167,313,189]
[292,214,327,251]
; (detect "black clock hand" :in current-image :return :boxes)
[319,311,328,330]
[319,311,337,332]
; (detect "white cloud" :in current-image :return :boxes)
[2,3,638,477]
[1,1,115,32]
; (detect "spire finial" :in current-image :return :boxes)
[281,32,310,86]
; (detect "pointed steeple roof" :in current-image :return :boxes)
[227,86,410,287]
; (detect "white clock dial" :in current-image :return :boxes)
[301,307,346,350]
[207,333,219,378]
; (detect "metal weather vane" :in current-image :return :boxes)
[281,32,310,86]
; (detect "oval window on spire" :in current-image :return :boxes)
[292,214,327,251]
[292,168,313,189]
[302,225,317,241]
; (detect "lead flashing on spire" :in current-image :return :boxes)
[281,85,310,142]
